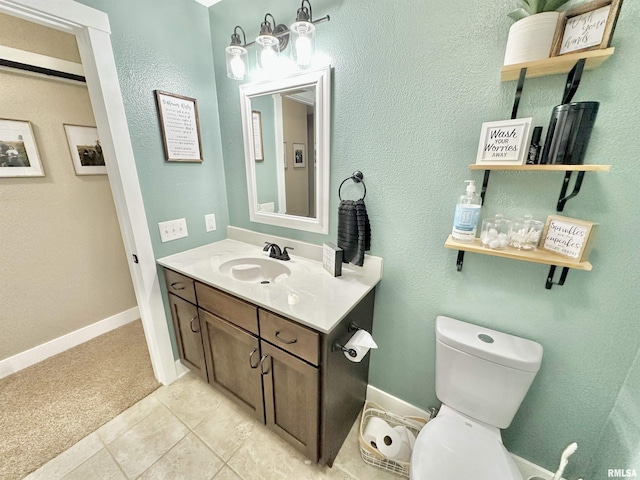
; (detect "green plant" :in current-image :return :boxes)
[508,0,572,21]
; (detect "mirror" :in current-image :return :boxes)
[240,66,331,234]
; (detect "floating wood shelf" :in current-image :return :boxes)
[500,48,615,82]
[445,236,592,271]
[469,164,611,172]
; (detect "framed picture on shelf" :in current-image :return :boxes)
[293,143,306,168]
[475,117,532,166]
[0,118,44,177]
[540,215,598,263]
[551,0,623,56]
[64,124,106,175]
[154,90,203,162]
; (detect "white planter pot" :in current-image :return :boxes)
[503,12,561,66]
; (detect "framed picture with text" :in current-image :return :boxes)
[475,117,532,166]
[551,0,623,56]
[154,90,203,162]
[540,215,598,263]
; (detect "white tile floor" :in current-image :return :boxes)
[24,373,400,480]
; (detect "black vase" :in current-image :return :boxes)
[540,101,599,165]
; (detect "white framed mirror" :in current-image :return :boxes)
[239,66,331,234]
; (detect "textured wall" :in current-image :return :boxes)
[0,15,136,359]
[77,0,229,260]
[252,95,278,208]
[210,0,640,475]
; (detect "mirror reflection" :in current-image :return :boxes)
[251,86,316,218]
[240,66,330,234]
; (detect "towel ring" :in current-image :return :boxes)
[339,171,367,201]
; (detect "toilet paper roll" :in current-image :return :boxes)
[393,425,416,450]
[343,329,378,362]
[362,416,390,449]
[375,425,412,462]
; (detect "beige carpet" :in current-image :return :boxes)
[0,320,161,480]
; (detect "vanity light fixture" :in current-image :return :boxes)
[290,0,316,68]
[224,0,330,80]
[225,26,248,80]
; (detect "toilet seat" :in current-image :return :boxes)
[409,410,523,480]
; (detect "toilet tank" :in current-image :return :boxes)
[435,316,543,429]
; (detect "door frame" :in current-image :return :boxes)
[0,0,176,384]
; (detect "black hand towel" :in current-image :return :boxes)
[337,199,371,266]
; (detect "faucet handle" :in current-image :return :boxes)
[280,247,294,261]
[263,242,273,251]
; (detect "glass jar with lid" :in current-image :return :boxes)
[480,214,511,250]
[508,215,544,250]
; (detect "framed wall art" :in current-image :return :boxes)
[475,117,532,166]
[64,124,106,175]
[154,90,203,162]
[0,118,44,177]
[551,0,623,56]
[540,215,598,263]
[293,143,306,168]
[252,110,264,161]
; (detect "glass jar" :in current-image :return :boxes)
[480,214,511,250]
[508,215,544,250]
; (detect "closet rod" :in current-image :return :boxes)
[0,59,86,83]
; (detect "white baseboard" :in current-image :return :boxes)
[0,307,140,380]
[365,385,559,480]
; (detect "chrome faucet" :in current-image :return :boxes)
[263,242,294,261]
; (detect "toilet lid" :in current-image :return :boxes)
[410,415,523,480]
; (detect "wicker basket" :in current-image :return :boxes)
[358,402,429,478]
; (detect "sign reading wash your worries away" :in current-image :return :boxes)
[476,117,532,166]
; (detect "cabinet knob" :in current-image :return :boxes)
[249,348,260,369]
[275,330,297,345]
[259,354,271,375]
[189,316,200,333]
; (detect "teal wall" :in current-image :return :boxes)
[210,0,640,476]
[77,0,229,260]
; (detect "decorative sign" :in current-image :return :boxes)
[252,110,264,161]
[541,215,597,262]
[552,0,623,56]
[154,90,203,162]
[475,118,532,165]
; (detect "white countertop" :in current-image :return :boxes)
[156,234,383,334]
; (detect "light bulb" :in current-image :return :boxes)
[259,45,278,72]
[295,36,312,66]
[230,55,246,79]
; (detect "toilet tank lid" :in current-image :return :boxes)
[436,316,543,373]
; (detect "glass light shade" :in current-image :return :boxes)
[255,35,279,73]
[225,45,248,80]
[290,21,315,67]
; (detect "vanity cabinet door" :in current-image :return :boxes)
[168,294,207,381]
[200,309,265,423]
[260,340,319,462]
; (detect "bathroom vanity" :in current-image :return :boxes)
[157,229,383,466]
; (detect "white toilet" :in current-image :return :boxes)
[410,315,543,480]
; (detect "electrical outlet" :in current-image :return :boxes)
[158,218,189,242]
[205,213,216,232]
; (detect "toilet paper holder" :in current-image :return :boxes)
[333,341,358,357]
[332,322,363,357]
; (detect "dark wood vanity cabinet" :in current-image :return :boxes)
[165,270,207,382]
[163,267,375,467]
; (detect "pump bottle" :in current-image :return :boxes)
[452,180,482,243]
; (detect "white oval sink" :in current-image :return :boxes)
[219,257,290,284]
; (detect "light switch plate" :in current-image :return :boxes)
[158,218,188,242]
[205,213,216,232]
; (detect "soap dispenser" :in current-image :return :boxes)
[451,180,482,243]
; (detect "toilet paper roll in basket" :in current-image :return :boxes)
[375,424,412,463]
[343,329,378,362]
[362,416,390,448]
